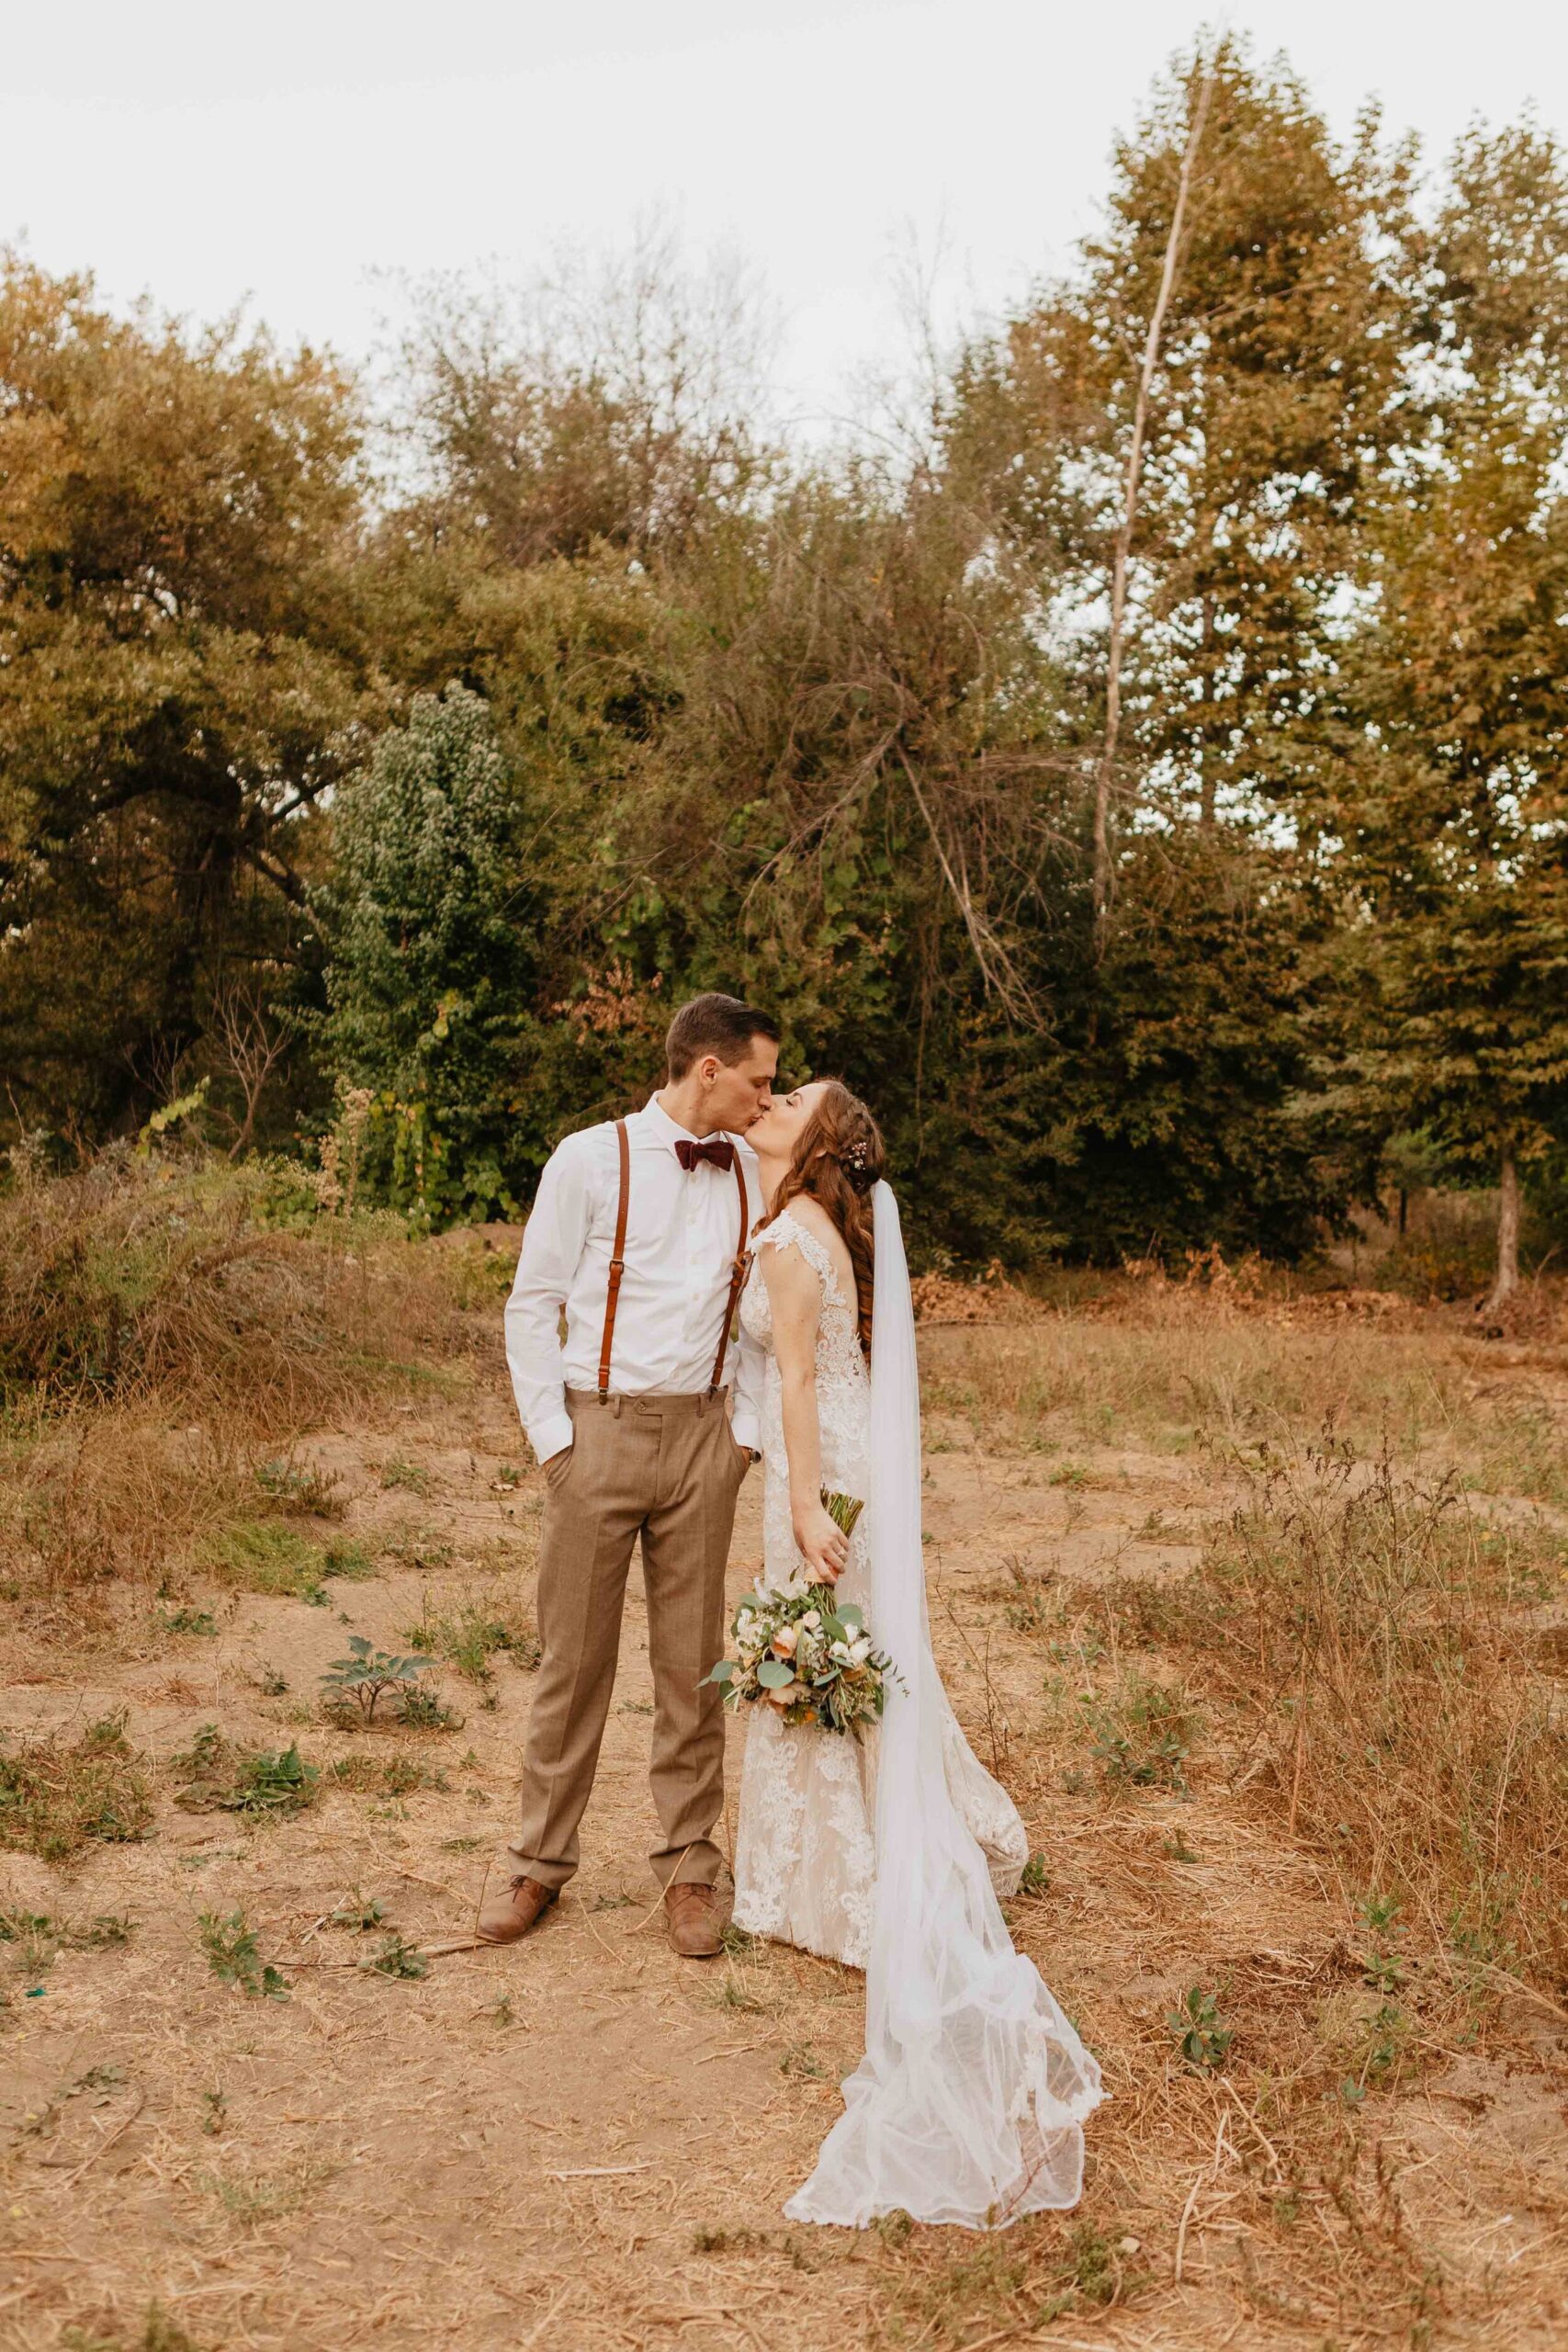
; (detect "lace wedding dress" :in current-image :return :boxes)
[730,1208,1029,1966]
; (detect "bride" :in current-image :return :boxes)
[730,1078,1103,2229]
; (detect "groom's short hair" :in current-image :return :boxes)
[666,993,780,1080]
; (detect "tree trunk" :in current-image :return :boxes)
[1092,61,1216,948]
[1482,1140,1520,1317]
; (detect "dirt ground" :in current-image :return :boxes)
[2,1317,1566,2351]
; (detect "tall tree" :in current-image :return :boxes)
[316,683,536,1225]
[946,40,1412,842]
[0,255,379,1133]
[1335,122,1568,1309]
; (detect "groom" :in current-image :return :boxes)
[479,993,780,1957]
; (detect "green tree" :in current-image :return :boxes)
[945,37,1411,844]
[317,683,535,1224]
[0,254,379,1136]
[1337,122,1568,1309]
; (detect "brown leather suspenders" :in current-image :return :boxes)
[596,1119,631,1400]
[595,1123,750,1402]
[708,1153,751,1396]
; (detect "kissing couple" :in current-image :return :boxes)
[482,992,1102,2228]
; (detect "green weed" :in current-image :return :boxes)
[197,1908,289,2000]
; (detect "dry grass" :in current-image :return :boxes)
[1070,1435,1568,1994]
[921,1295,1568,1508]
[0,1147,462,1424]
[2,1188,1566,2349]
[0,1151,482,1649]
[0,1713,154,1862]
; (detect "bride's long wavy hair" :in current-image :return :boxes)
[756,1080,886,1362]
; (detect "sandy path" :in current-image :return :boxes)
[2,1358,1564,2349]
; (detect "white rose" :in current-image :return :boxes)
[850,1637,872,1664]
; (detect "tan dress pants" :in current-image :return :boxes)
[506,1387,749,1892]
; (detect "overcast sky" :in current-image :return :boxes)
[5,3,1563,433]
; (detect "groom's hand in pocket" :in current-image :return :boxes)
[543,1442,574,1490]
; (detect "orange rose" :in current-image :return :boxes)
[771,1625,799,1658]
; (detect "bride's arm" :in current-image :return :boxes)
[761,1245,851,1584]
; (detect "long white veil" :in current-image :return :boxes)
[784,1182,1104,2229]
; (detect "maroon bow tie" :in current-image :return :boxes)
[674,1136,735,1172]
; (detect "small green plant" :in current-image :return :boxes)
[780,2042,830,2080]
[323,1538,375,1579]
[1081,1672,1196,1794]
[1003,1588,1056,1634]
[157,1606,219,1637]
[1018,1853,1050,1895]
[328,1894,386,1932]
[710,1970,764,2014]
[401,1596,541,1681]
[255,1457,344,1517]
[321,1635,436,1723]
[394,1682,462,1730]
[1358,1892,1406,1993]
[0,1906,58,1974]
[380,1453,434,1496]
[254,1666,289,1697]
[1033,2222,1129,2323]
[76,1913,134,1947]
[175,1730,319,1815]
[198,1908,289,2000]
[1342,1996,1409,2101]
[360,1932,428,1980]
[200,2087,227,2136]
[1168,1984,1233,2072]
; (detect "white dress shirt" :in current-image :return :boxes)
[504,1094,764,1464]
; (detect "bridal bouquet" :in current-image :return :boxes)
[705,1493,895,1737]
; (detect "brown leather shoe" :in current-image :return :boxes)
[664,1881,724,1959]
[476,1874,558,1945]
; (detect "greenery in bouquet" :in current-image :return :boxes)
[704,1492,896,1737]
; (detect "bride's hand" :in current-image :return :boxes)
[794,1499,850,1585]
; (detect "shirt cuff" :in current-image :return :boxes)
[526,1411,575,1466]
[729,1408,761,1454]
